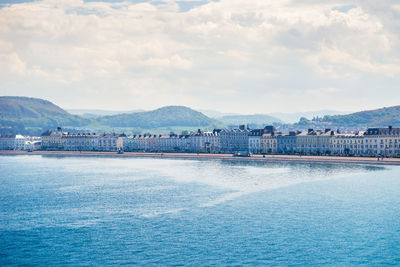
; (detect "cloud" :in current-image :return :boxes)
[306,87,341,96]
[0,0,399,113]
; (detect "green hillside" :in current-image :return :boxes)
[320,106,400,127]
[3,96,398,135]
[0,96,69,118]
[292,105,400,129]
[97,106,220,129]
[0,96,90,135]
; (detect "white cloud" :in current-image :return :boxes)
[0,0,399,113]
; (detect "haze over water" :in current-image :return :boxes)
[1,156,400,265]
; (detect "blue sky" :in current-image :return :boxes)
[0,0,399,113]
[0,0,212,11]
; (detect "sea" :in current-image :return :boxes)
[1,155,399,265]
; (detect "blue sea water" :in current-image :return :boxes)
[1,155,399,265]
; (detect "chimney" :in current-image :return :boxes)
[239,125,245,130]
[308,128,313,134]
[325,128,331,133]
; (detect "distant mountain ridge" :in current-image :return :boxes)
[67,109,145,117]
[97,106,219,128]
[199,108,350,124]
[1,96,399,135]
[219,114,283,127]
[0,97,222,134]
[0,96,89,135]
[0,96,68,118]
[198,109,238,118]
[268,110,351,123]
[319,106,400,127]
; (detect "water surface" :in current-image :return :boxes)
[1,156,399,265]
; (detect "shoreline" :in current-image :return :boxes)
[1,150,400,166]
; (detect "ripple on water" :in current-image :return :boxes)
[0,156,398,265]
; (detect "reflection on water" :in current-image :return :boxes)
[0,156,385,218]
[0,156,398,265]
[1,156,384,217]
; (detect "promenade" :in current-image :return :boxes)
[1,150,400,166]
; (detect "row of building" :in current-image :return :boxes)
[0,135,41,151]
[40,128,125,152]
[1,126,400,157]
[253,126,400,157]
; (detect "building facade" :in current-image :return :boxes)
[30,125,400,157]
[261,133,277,153]
[40,128,65,150]
[296,129,333,155]
[97,133,125,152]
[220,126,250,153]
[63,133,99,151]
[363,127,400,157]
[276,131,299,154]
[189,130,220,153]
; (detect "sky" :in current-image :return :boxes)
[0,0,399,114]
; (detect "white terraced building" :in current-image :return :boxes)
[248,130,263,154]
[97,133,125,152]
[0,134,27,150]
[41,128,125,152]
[41,128,65,151]
[189,130,220,153]
[123,136,139,152]
[123,134,190,152]
[295,129,333,155]
[63,133,99,151]
[276,131,298,154]
[220,126,249,153]
[329,131,365,156]
[249,127,276,154]
[261,133,277,153]
[36,125,400,157]
[363,127,400,157]
[158,135,189,152]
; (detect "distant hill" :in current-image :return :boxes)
[96,106,220,129]
[198,109,238,118]
[0,98,221,134]
[67,109,145,118]
[3,96,398,135]
[0,96,69,118]
[268,110,351,123]
[199,109,349,124]
[219,114,283,127]
[0,96,89,135]
[319,106,400,128]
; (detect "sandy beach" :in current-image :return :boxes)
[1,150,400,166]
